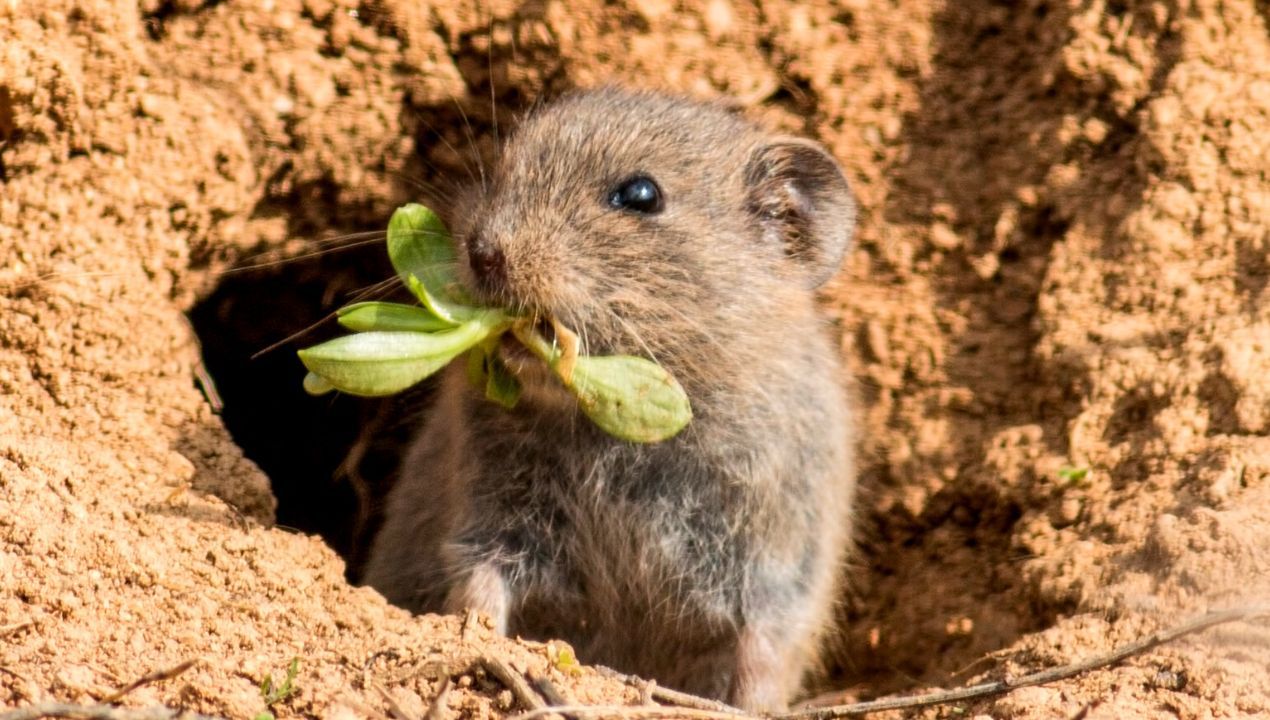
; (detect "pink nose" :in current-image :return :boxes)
[467,235,508,295]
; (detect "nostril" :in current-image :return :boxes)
[467,236,508,293]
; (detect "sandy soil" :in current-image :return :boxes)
[2,0,1269,718]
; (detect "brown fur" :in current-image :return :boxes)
[361,87,856,712]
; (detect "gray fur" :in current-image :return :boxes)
[362,87,856,711]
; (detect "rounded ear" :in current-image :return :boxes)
[744,137,857,287]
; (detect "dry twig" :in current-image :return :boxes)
[0,704,223,720]
[424,677,453,720]
[778,606,1268,720]
[192,360,223,414]
[480,657,547,712]
[461,610,481,640]
[376,681,420,720]
[594,667,741,714]
[0,621,36,640]
[527,673,577,720]
[185,318,223,415]
[508,704,749,720]
[508,606,1266,720]
[527,673,570,708]
[100,660,199,705]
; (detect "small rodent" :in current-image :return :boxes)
[362,87,856,712]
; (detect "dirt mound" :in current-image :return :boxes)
[2,0,1268,717]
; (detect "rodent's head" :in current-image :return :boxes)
[449,88,856,389]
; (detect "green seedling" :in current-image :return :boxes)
[253,657,300,720]
[1058,465,1090,485]
[547,641,582,678]
[297,203,692,443]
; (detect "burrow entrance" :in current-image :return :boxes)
[189,84,533,577]
[189,220,426,576]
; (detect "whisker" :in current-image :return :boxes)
[221,236,387,274]
[577,307,592,359]
[0,268,131,293]
[388,171,459,209]
[394,229,459,238]
[348,276,405,302]
[487,16,501,156]
[249,313,339,360]
[301,230,387,247]
[607,311,662,368]
[411,110,482,190]
[3,229,390,294]
[451,96,488,196]
[248,274,406,361]
[572,208,613,234]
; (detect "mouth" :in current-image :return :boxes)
[496,315,559,377]
[497,332,534,366]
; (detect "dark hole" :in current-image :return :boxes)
[188,234,430,579]
[186,90,517,580]
[142,0,176,40]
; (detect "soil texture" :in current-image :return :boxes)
[2,0,1269,718]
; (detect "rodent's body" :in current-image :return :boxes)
[362,88,856,711]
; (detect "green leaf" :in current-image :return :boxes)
[298,316,506,397]
[281,658,299,700]
[300,202,693,444]
[387,204,478,322]
[466,347,489,392]
[337,301,455,332]
[484,352,522,409]
[406,273,481,325]
[512,324,691,442]
[548,642,582,678]
[569,355,692,443]
[258,658,300,708]
[302,372,334,395]
[1058,465,1090,485]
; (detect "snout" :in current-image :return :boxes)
[465,232,509,298]
[457,226,576,317]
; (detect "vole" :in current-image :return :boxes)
[362,87,856,712]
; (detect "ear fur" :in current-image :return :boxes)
[744,138,856,287]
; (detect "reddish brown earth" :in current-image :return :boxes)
[2,1,1269,718]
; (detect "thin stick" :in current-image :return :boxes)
[507,606,1266,720]
[100,659,199,705]
[376,681,420,720]
[527,673,570,707]
[0,621,35,639]
[507,705,749,720]
[776,606,1268,720]
[593,667,743,714]
[192,360,223,414]
[424,677,453,720]
[461,609,481,641]
[480,656,547,712]
[527,673,576,720]
[0,703,223,720]
[0,665,30,683]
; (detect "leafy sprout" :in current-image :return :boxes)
[547,641,582,678]
[1058,465,1090,485]
[297,203,692,443]
[253,657,300,720]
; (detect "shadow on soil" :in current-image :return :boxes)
[833,0,1181,697]
[187,23,547,577]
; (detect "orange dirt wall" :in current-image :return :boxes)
[1,1,1268,717]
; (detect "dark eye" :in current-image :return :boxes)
[608,175,664,214]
